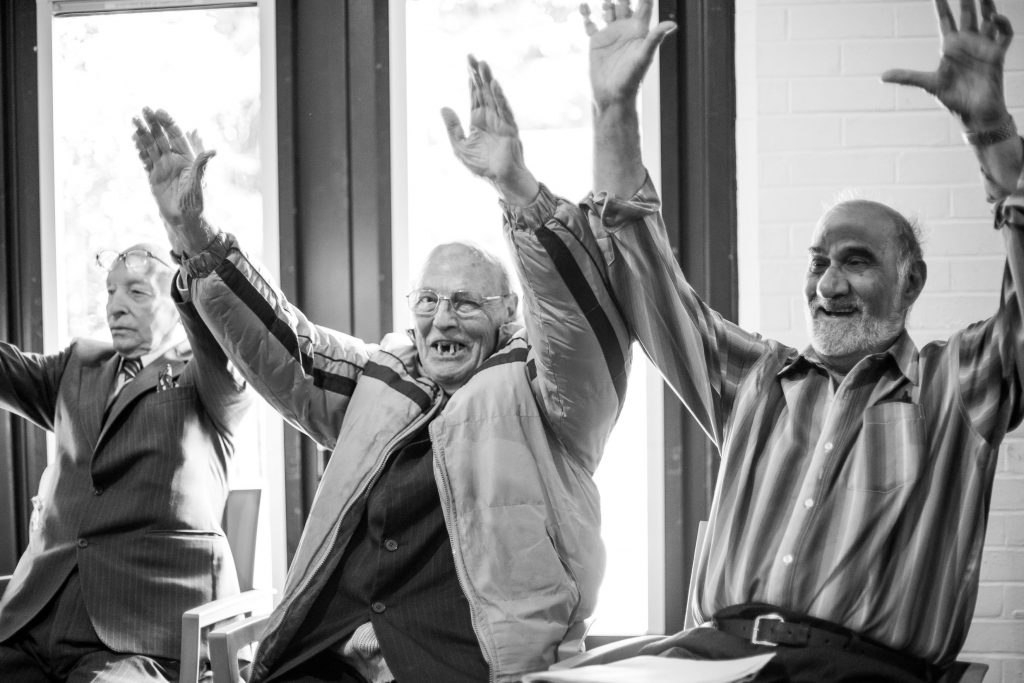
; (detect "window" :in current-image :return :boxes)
[38,0,285,592]
[391,0,665,635]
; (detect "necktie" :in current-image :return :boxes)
[119,357,143,384]
[106,357,144,412]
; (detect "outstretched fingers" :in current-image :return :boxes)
[935,0,957,35]
[441,107,466,150]
[131,116,156,172]
[580,3,598,36]
[960,0,978,32]
[153,109,190,156]
[880,67,939,95]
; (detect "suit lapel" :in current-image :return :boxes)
[95,355,185,451]
[81,354,120,451]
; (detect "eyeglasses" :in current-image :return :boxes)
[407,289,508,317]
[95,249,171,273]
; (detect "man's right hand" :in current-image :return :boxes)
[133,107,217,255]
[582,0,677,111]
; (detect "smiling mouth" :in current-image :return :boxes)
[817,307,858,318]
[432,340,466,356]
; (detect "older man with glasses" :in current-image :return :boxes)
[0,242,253,682]
[131,54,631,683]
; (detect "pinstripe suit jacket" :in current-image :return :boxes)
[0,294,252,660]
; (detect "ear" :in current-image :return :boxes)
[503,293,520,322]
[901,260,927,308]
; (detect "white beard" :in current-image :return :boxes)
[805,294,905,359]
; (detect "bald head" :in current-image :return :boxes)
[411,241,518,394]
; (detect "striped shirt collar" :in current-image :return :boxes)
[777,329,920,386]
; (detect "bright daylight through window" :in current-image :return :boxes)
[393,0,663,635]
[44,1,272,585]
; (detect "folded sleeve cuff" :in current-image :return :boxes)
[500,183,560,232]
[179,232,234,279]
[582,172,662,229]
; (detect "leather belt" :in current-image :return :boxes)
[714,612,938,681]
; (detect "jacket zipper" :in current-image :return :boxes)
[254,394,441,675]
[431,431,498,683]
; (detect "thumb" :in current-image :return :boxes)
[880,68,937,94]
[441,107,466,147]
[181,149,216,221]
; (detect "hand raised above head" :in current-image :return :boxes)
[132,107,217,254]
[581,0,677,110]
[881,0,1012,131]
[441,55,539,206]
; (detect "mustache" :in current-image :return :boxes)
[808,295,864,313]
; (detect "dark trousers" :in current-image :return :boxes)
[264,651,371,683]
[0,569,179,683]
[641,626,928,683]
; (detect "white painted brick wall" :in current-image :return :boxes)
[737,1,1024,677]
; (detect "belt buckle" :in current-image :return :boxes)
[751,613,785,647]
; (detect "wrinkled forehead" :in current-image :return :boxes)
[417,244,505,293]
[810,201,901,257]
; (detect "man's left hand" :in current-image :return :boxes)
[882,0,1012,130]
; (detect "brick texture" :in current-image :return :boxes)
[737,1,1024,673]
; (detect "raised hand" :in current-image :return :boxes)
[441,55,538,205]
[132,107,217,254]
[881,0,1012,130]
[581,0,677,110]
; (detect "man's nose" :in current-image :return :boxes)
[106,292,127,317]
[432,299,459,327]
[816,265,849,299]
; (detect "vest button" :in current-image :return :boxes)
[371,601,386,614]
[384,539,399,552]
[77,538,89,549]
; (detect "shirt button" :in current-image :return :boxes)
[803,498,814,509]
[823,442,834,451]
[93,487,104,496]
[782,554,793,565]
[371,601,386,614]
[77,538,89,549]
[384,539,399,552]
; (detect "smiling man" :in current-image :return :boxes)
[568,0,1023,681]
[0,243,252,682]
[132,54,630,683]
[804,200,926,376]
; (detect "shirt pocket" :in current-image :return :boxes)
[844,402,925,494]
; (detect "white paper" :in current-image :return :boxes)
[521,653,776,683]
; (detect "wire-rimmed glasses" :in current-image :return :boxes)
[95,248,172,272]
[407,288,508,317]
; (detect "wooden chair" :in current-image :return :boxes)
[0,489,272,682]
[179,488,274,683]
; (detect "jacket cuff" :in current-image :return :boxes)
[500,183,560,231]
[997,192,1024,230]
[178,232,233,279]
[583,171,662,229]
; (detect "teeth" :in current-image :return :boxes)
[435,341,461,356]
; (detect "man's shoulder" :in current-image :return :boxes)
[69,338,116,363]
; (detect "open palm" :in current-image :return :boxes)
[882,0,1011,128]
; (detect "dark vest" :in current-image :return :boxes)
[269,427,488,682]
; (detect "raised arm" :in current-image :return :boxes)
[442,57,631,469]
[133,109,368,449]
[885,0,1024,432]
[882,0,1022,201]
[580,2,766,445]
[172,285,252,442]
[582,0,676,199]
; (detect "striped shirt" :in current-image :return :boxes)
[589,177,1024,666]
